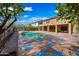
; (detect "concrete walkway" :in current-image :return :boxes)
[0,31,18,55]
[18,31,79,56]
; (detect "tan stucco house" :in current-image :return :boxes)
[38,17,77,34]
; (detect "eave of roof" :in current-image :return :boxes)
[28,16,57,25]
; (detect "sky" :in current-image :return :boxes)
[16,3,58,25]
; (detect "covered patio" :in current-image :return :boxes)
[38,23,72,34]
[43,26,48,31]
[56,23,72,34]
[57,24,69,33]
[49,25,55,32]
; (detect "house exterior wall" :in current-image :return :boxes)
[73,24,77,34]
[38,18,77,34]
[49,19,57,24]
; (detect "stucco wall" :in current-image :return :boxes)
[73,25,77,34]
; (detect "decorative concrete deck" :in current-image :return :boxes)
[18,31,79,56]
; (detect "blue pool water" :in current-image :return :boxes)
[21,32,64,56]
[21,32,46,40]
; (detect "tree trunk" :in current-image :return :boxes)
[0,14,11,28]
[0,14,11,34]
[6,18,17,30]
[0,18,17,34]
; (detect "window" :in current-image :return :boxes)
[50,25,55,30]
[38,21,43,24]
[61,25,68,32]
[46,20,50,23]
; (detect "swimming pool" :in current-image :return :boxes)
[20,32,64,56]
[21,32,46,40]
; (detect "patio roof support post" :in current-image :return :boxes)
[55,25,57,33]
[42,26,44,31]
[69,23,71,34]
[47,25,49,32]
[38,26,39,31]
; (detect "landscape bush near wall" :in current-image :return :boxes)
[15,25,38,31]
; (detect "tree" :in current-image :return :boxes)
[0,3,24,34]
[0,4,25,52]
[56,3,79,32]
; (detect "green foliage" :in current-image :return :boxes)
[15,25,38,31]
[56,3,79,25]
[27,25,38,31]
[0,3,24,17]
[76,26,79,33]
[15,25,27,29]
[0,3,24,34]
